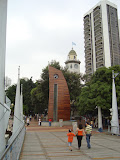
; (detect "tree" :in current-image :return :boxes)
[77,65,120,116]
[62,68,81,101]
[6,77,36,115]
[6,84,16,104]
[20,78,36,115]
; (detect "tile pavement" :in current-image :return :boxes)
[20,121,120,160]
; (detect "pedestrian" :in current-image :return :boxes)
[38,118,41,126]
[67,129,75,151]
[27,117,30,126]
[49,118,52,126]
[75,124,85,150]
[85,122,92,149]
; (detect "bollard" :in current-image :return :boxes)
[72,122,77,133]
[59,119,63,127]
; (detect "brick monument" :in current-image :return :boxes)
[48,66,70,121]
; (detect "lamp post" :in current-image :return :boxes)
[96,106,103,132]
[111,70,119,135]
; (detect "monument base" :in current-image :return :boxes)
[41,121,76,127]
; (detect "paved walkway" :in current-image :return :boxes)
[20,120,120,160]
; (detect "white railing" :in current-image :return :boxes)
[0,123,25,160]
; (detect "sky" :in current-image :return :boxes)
[5,0,120,84]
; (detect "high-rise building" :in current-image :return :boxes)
[84,0,120,78]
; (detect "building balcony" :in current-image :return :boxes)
[85,54,91,59]
[94,16,102,23]
[93,7,101,16]
[93,11,101,18]
[96,63,104,69]
[85,43,91,48]
[84,36,91,41]
[95,40,103,46]
[95,46,103,52]
[96,50,103,57]
[84,29,91,35]
[85,58,92,63]
[96,57,104,63]
[94,26,102,34]
[86,70,92,76]
[84,15,89,22]
[84,21,90,25]
[84,24,90,30]
[85,50,91,55]
[95,32,102,39]
[95,36,102,43]
[95,38,102,45]
[94,14,101,22]
[94,21,102,28]
[85,44,91,49]
[86,67,92,73]
[85,48,91,53]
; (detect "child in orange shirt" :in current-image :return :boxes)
[67,129,75,151]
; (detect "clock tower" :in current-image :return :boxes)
[65,48,81,74]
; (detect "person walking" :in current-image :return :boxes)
[27,117,30,126]
[75,124,85,150]
[67,129,75,151]
[49,118,52,126]
[38,118,41,126]
[85,122,92,149]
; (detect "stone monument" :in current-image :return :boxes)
[48,66,70,121]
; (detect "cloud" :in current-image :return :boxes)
[6,17,32,46]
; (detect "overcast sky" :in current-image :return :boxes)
[5,0,120,84]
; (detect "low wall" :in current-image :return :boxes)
[41,121,77,127]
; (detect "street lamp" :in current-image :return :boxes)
[111,70,119,135]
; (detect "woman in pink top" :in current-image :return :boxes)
[75,124,85,149]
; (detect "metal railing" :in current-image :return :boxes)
[0,123,25,160]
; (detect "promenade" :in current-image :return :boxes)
[20,120,120,160]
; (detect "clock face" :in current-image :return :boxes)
[54,74,59,79]
[74,64,78,69]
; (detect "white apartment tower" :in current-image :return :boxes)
[84,0,120,78]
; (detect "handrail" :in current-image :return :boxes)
[0,123,26,160]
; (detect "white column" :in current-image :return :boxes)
[101,0,111,67]
[0,0,7,154]
[98,106,103,130]
[20,84,23,121]
[91,12,96,73]
[13,67,21,133]
[111,71,119,134]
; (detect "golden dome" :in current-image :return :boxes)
[68,48,77,56]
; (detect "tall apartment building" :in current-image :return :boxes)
[84,0,120,78]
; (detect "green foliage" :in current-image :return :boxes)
[20,78,36,114]
[6,85,16,104]
[77,65,120,116]
[62,68,81,101]
[6,77,36,115]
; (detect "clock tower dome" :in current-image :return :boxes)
[65,48,81,74]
